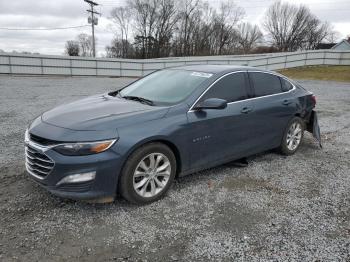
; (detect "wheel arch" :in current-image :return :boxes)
[294,112,308,128]
[122,137,183,177]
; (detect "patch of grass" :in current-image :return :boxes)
[278,65,350,82]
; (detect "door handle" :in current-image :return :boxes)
[241,107,252,114]
[282,99,292,105]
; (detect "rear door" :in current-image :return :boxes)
[187,72,256,169]
[247,72,296,150]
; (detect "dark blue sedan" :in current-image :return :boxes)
[25,65,319,204]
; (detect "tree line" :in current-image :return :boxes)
[66,0,337,58]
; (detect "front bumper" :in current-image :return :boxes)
[25,140,124,201]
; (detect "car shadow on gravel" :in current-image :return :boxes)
[1,133,323,210]
[174,134,320,189]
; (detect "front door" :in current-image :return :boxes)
[186,72,256,170]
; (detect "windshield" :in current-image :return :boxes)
[119,69,213,105]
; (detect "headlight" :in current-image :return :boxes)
[24,128,29,143]
[53,139,117,156]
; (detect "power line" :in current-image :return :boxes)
[0,25,90,31]
[99,0,350,9]
[100,3,350,13]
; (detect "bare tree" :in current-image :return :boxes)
[303,21,331,49]
[236,23,263,53]
[107,0,246,58]
[127,0,159,58]
[324,26,341,43]
[173,0,244,56]
[153,0,179,57]
[65,40,80,56]
[174,0,201,56]
[211,1,244,55]
[106,38,135,58]
[77,33,94,57]
[263,1,329,51]
[190,3,216,56]
[104,0,335,57]
[110,7,132,58]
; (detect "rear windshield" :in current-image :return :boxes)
[120,69,212,105]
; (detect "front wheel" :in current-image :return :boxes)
[119,143,176,204]
[279,117,304,155]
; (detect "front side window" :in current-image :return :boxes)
[119,69,212,105]
[249,72,282,97]
[200,73,248,103]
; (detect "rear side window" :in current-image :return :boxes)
[280,77,293,92]
[249,72,282,97]
[201,73,248,103]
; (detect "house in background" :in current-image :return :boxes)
[315,43,336,49]
[331,38,350,50]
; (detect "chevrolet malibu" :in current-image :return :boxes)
[25,65,320,204]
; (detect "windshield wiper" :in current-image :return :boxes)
[122,95,154,106]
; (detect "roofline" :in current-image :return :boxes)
[168,65,263,74]
[331,39,350,49]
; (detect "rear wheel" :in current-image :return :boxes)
[119,143,176,204]
[279,117,304,155]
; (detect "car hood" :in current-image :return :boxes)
[42,94,169,131]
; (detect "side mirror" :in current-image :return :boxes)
[194,98,228,110]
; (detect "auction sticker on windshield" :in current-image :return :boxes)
[191,72,213,78]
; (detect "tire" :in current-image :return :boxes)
[119,142,176,204]
[279,117,305,155]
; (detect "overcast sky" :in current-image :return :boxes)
[0,0,349,56]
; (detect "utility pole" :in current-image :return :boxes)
[84,0,100,57]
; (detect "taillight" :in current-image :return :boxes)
[311,95,316,106]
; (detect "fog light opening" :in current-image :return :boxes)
[56,171,96,186]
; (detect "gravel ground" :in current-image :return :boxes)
[0,75,349,261]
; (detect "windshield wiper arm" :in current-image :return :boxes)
[108,90,122,98]
[122,95,154,105]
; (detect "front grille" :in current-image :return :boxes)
[25,145,54,179]
[29,133,60,146]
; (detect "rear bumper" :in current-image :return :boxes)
[306,110,322,148]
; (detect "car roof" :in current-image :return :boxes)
[169,64,267,74]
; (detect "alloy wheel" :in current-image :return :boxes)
[286,122,302,151]
[133,153,171,198]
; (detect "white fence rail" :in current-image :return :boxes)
[1,50,349,77]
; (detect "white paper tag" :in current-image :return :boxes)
[191,72,213,78]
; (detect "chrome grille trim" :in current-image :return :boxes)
[26,163,49,175]
[26,150,53,163]
[26,158,52,170]
[25,144,55,180]
[26,164,47,180]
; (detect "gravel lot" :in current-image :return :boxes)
[0,75,349,261]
